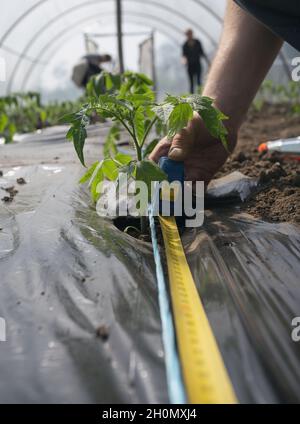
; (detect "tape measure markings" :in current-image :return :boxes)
[159,215,238,404]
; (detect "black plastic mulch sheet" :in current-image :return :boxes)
[183,211,300,403]
[0,164,168,403]
[0,132,300,403]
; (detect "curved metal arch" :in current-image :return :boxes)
[8,0,218,93]
[0,0,222,49]
[5,0,290,92]
[42,18,180,69]
[191,0,223,24]
[21,11,185,91]
[0,0,49,47]
[0,44,46,64]
[32,16,180,92]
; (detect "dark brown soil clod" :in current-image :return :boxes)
[1,185,19,203]
[5,186,18,196]
[17,177,27,185]
[1,196,13,203]
[96,325,109,342]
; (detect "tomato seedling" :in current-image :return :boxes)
[64,72,228,235]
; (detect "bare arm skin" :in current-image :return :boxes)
[150,0,283,186]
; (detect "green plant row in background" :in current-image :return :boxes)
[0,92,85,143]
[1,78,298,145]
[253,80,300,112]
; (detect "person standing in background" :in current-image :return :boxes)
[182,29,208,93]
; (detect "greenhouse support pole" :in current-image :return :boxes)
[116,0,124,73]
[151,31,157,94]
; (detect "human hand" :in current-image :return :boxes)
[149,112,237,188]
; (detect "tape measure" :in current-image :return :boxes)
[157,157,237,404]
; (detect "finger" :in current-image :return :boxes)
[149,137,172,163]
[168,128,193,161]
[184,143,229,187]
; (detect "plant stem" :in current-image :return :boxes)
[141,116,158,148]
[136,146,142,161]
[129,110,142,161]
[116,116,135,140]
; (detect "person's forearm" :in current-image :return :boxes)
[202,0,283,131]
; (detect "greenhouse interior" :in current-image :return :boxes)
[0,0,300,410]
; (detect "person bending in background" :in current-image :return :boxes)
[182,29,208,93]
[72,54,112,89]
[151,0,300,187]
[81,54,112,87]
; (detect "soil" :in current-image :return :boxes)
[95,325,109,342]
[17,177,26,185]
[114,216,157,243]
[1,177,27,203]
[216,103,300,224]
[1,186,19,203]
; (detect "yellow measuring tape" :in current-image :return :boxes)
[159,215,238,404]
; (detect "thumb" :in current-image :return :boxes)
[168,127,193,161]
[149,137,172,163]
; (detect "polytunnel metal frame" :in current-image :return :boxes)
[21,11,186,91]
[0,0,219,47]
[7,0,219,93]
[2,0,221,93]
[21,14,182,90]
[37,15,181,68]
[0,0,290,94]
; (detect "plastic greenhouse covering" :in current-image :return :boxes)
[0,0,294,99]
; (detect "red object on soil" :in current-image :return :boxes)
[258,142,268,153]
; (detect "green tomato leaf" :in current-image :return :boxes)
[197,106,228,149]
[142,138,159,159]
[184,94,213,110]
[125,93,155,104]
[136,73,153,86]
[79,161,100,184]
[98,94,134,112]
[72,124,87,166]
[102,159,119,181]
[114,152,133,166]
[40,110,47,123]
[105,73,114,91]
[118,160,136,178]
[66,126,74,141]
[135,160,167,201]
[154,93,228,149]
[167,103,193,138]
[87,73,106,96]
[0,113,8,132]
[103,124,120,158]
[60,112,78,124]
[152,103,174,125]
[8,123,16,139]
[90,164,104,202]
[134,107,145,146]
[64,108,90,165]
